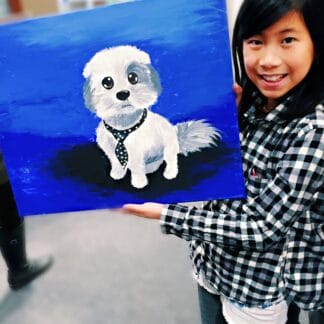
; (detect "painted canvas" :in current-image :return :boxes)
[0,0,245,216]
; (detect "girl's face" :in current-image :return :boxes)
[243,11,314,110]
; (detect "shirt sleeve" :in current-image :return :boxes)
[160,128,324,251]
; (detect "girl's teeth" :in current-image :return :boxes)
[262,75,284,82]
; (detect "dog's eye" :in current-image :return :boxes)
[102,77,114,90]
[128,72,138,85]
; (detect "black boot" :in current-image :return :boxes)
[0,221,53,290]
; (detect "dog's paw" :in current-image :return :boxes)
[163,167,178,180]
[110,167,127,180]
[131,175,148,189]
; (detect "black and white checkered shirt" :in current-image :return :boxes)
[160,99,324,310]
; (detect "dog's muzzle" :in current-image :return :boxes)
[116,90,130,101]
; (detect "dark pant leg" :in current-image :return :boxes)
[0,150,22,230]
[197,285,227,324]
[0,181,22,230]
[286,303,301,324]
[309,309,324,324]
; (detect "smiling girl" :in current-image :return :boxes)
[122,0,324,323]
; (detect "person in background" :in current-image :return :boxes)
[0,151,53,290]
[122,0,324,323]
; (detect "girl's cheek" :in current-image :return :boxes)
[244,60,254,75]
[244,54,255,68]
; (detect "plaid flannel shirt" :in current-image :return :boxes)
[160,99,324,310]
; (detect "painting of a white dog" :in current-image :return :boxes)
[83,45,220,189]
[0,0,244,214]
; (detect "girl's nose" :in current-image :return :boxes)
[259,47,281,68]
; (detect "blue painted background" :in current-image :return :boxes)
[0,0,245,216]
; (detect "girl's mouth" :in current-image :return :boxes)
[258,73,288,90]
[260,74,287,82]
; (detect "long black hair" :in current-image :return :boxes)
[232,0,324,123]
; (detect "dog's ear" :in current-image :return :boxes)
[83,79,96,112]
[147,64,162,96]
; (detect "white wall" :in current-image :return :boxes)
[0,0,9,17]
[226,0,243,39]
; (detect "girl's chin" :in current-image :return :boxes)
[260,90,289,102]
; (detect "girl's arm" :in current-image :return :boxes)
[123,127,323,251]
[160,127,323,251]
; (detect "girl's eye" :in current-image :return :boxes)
[102,76,114,89]
[128,72,139,85]
[282,37,296,44]
[247,39,263,46]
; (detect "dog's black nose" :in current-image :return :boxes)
[116,90,130,101]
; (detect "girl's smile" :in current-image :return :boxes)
[259,73,288,87]
[259,74,287,83]
[243,11,314,111]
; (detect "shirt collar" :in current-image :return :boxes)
[244,94,293,125]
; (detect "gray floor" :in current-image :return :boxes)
[0,209,309,324]
[0,209,199,324]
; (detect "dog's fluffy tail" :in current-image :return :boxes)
[176,120,221,156]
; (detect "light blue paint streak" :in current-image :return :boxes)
[2,0,227,49]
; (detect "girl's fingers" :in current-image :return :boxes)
[233,82,243,108]
[121,203,163,219]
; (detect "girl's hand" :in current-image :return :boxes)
[121,202,164,219]
[233,82,242,108]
